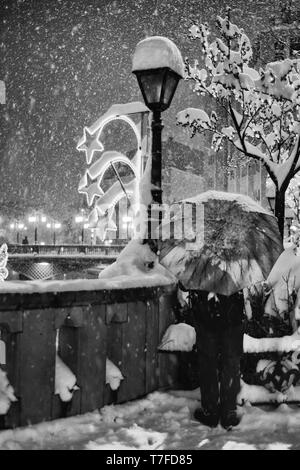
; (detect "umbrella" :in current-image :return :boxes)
[158,191,283,296]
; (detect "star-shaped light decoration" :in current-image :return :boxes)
[96,207,117,241]
[77,127,104,164]
[78,171,104,207]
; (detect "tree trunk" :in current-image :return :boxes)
[275,189,285,240]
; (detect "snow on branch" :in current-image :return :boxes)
[179,11,300,191]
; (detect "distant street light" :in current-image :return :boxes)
[28,215,38,244]
[28,213,48,244]
[75,211,87,244]
[10,220,25,243]
[132,36,184,238]
[46,220,61,245]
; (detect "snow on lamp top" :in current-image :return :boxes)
[132,36,185,78]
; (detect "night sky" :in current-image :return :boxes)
[0,0,287,224]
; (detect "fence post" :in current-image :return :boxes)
[117,301,147,403]
[145,298,159,394]
[19,309,56,425]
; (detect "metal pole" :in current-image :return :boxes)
[148,110,163,241]
[53,229,56,245]
[34,226,38,244]
[151,110,163,205]
[82,226,84,244]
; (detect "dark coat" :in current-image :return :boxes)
[190,290,245,331]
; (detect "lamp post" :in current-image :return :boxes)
[75,215,85,244]
[47,221,61,245]
[28,215,38,244]
[28,213,47,245]
[132,36,184,239]
[10,221,25,244]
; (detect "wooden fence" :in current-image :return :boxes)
[0,283,178,429]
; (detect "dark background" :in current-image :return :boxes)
[0,0,290,224]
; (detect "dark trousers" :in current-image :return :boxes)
[196,322,244,414]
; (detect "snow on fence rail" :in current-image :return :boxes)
[0,283,177,429]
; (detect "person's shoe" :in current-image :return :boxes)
[193,408,219,428]
[220,410,241,430]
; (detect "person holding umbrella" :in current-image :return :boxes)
[191,288,245,429]
[158,191,283,430]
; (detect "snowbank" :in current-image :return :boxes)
[55,355,79,402]
[106,359,124,391]
[0,266,175,295]
[1,389,300,449]
[0,370,17,415]
[132,36,184,78]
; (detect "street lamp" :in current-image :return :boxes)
[10,221,24,244]
[28,215,38,244]
[75,215,86,244]
[132,36,184,238]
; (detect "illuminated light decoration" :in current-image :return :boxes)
[78,171,104,207]
[0,243,8,281]
[77,127,104,165]
[77,102,150,239]
[75,215,84,224]
[88,151,138,182]
[95,207,118,241]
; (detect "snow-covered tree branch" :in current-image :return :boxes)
[177,7,300,238]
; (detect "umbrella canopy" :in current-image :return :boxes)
[158,191,283,296]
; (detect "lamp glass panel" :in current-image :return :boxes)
[162,72,179,108]
[139,72,163,107]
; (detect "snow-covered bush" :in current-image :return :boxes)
[178,7,300,237]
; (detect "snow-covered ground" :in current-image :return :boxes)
[1,390,300,450]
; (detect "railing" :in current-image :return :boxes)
[0,282,177,428]
[8,243,127,256]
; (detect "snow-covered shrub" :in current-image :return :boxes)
[55,355,79,402]
[0,369,17,415]
[106,359,124,391]
[159,323,196,352]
